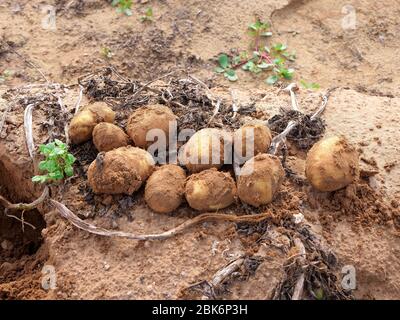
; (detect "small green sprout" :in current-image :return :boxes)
[215,54,238,81]
[0,69,14,83]
[32,139,76,184]
[100,47,113,59]
[140,7,153,22]
[300,80,320,89]
[112,0,133,16]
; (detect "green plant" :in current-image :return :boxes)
[32,139,76,184]
[0,69,14,83]
[140,7,153,22]
[214,19,297,85]
[214,54,238,81]
[112,0,132,16]
[100,47,113,59]
[300,80,320,89]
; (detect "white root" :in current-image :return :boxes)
[24,103,35,159]
[74,85,84,115]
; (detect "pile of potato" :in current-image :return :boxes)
[69,102,360,214]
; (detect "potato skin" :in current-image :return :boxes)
[305,136,359,192]
[233,123,272,163]
[69,102,115,144]
[93,122,129,152]
[87,146,155,195]
[237,154,284,207]
[126,104,176,149]
[181,128,232,173]
[145,165,186,214]
[185,168,236,211]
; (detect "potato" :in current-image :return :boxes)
[145,165,186,214]
[305,136,359,192]
[69,102,115,144]
[87,146,155,195]
[233,123,272,163]
[185,168,236,211]
[93,122,129,152]
[126,104,176,149]
[237,154,284,207]
[180,128,232,173]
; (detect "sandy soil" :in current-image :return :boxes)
[0,0,399,300]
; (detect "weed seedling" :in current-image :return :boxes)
[112,0,133,16]
[140,7,153,22]
[0,69,14,83]
[300,80,320,89]
[215,54,238,81]
[215,19,297,85]
[32,139,76,184]
[100,47,113,59]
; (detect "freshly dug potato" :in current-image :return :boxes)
[185,168,236,211]
[93,122,129,152]
[237,154,284,207]
[87,146,155,195]
[69,102,115,144]
[233,123,272,163]
[305,136,359,192]
[180,128,232,173]
[145,164,186,214]
[126,104,176,148]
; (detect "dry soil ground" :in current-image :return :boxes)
[0,0,399,300]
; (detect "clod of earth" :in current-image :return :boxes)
[180,128,232,173]
[237,153,285,207]
[145,164,186,214]
[126,104,177,149]
[305,136,359,192]
[92,122,129,152]
[68,102,115,144]
[87,146,155,195]
[185,168,237,211]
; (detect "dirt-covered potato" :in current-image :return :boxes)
[180,128,232,173]
[126,104,176,149]
[237,154,284,207]
[233,123,272,163]
[144,164,186,214]
[87,146,155,195]
[305,136,359,192]
[92,122,129,152]
[69,102,115,144]
[185,168,236,211]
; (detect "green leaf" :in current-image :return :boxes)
[266,75,279,85]
[64,166,74,177]
[242,61,255,71]
[218,54,229,69]
[124,8,132,16]
[224,70,238,81]
[49,170,64,180]
[214,67,225,73]
[257,62,274,69]
[272,43,287,52]
[279,68,294,80]
[32,175,48,183]
[111,0,120,7]
[273,57,285,66]
[66,154,76,164]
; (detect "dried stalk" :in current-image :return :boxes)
[291,237,306,300]
[50,199,271,241]
[74,85,84,115]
